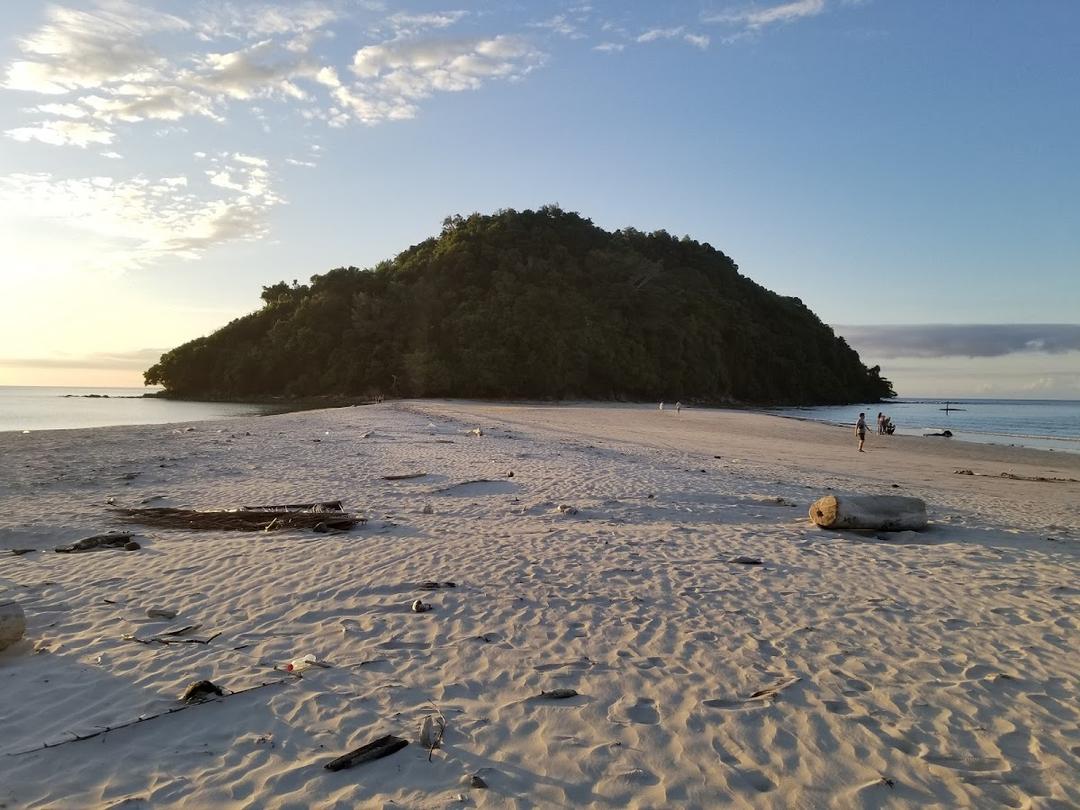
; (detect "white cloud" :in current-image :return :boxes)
[530,14,582,38]
[637,27,685,43]
[35,102,86,118]
[384,11,469,39]
[0,2,550,277]
[196,2,338,40]
[706,0,828,30]
[342,35,545,121]
[5,120,115,147]
[684,33,710,49]
[4,1,189,94]
[0,155,281,272]
[80,86,222,124]
[593,42,625,53]
[4,2,549,140]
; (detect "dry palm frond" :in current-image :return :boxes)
[110,506,363,532]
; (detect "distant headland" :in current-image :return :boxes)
[144,206,894,406]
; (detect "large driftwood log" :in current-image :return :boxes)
[1,600,26,651]
[809,494,927,531]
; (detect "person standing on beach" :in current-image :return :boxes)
[877,412,885,435]
[856,412,869,452]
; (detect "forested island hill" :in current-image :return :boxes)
[145,207,894,405]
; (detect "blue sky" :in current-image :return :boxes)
[0,0,1077,396]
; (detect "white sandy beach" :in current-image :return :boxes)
[1,401,1078,809]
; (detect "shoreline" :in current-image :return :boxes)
[761,410,1080,455]
[6,392,1078,455]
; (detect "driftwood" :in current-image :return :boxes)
[382,473,427,481]
[417,581,456,590]
[1,600,26,651]
[111,507,362,532]
[324,734,409,771]
[54,532,134,553]
[954,469,1078,483]
[538,688,579,700]
[809,494,927,531]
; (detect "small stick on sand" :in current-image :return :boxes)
[7,678,290,756]
[429,479,496,494]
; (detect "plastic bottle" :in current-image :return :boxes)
[285,653,318,672]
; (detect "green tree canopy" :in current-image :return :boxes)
[145,206,895,405]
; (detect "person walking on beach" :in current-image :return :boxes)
[675,401,682,414]
[856,412,869,452]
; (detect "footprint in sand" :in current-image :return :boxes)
[823,699,852,715]
[1025,693,1077,720]
[923,752,1005,773]
[703,697,763,711]
[729,768,775,794]
[609,697,660,725]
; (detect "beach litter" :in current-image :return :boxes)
[324,734,409,771]
[748,676,802,700]
[411,599,432,613]
[418,709,446,760]
[284,653,331,673]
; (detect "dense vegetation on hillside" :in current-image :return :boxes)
[145,207,894,405]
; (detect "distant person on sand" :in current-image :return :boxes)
[659,402,664,411]
[877,412,885,435]
[675,401,682,414]
[855,412,869,452]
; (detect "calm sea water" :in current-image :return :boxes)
[768,398,1080,454]
[0,386,270,433]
